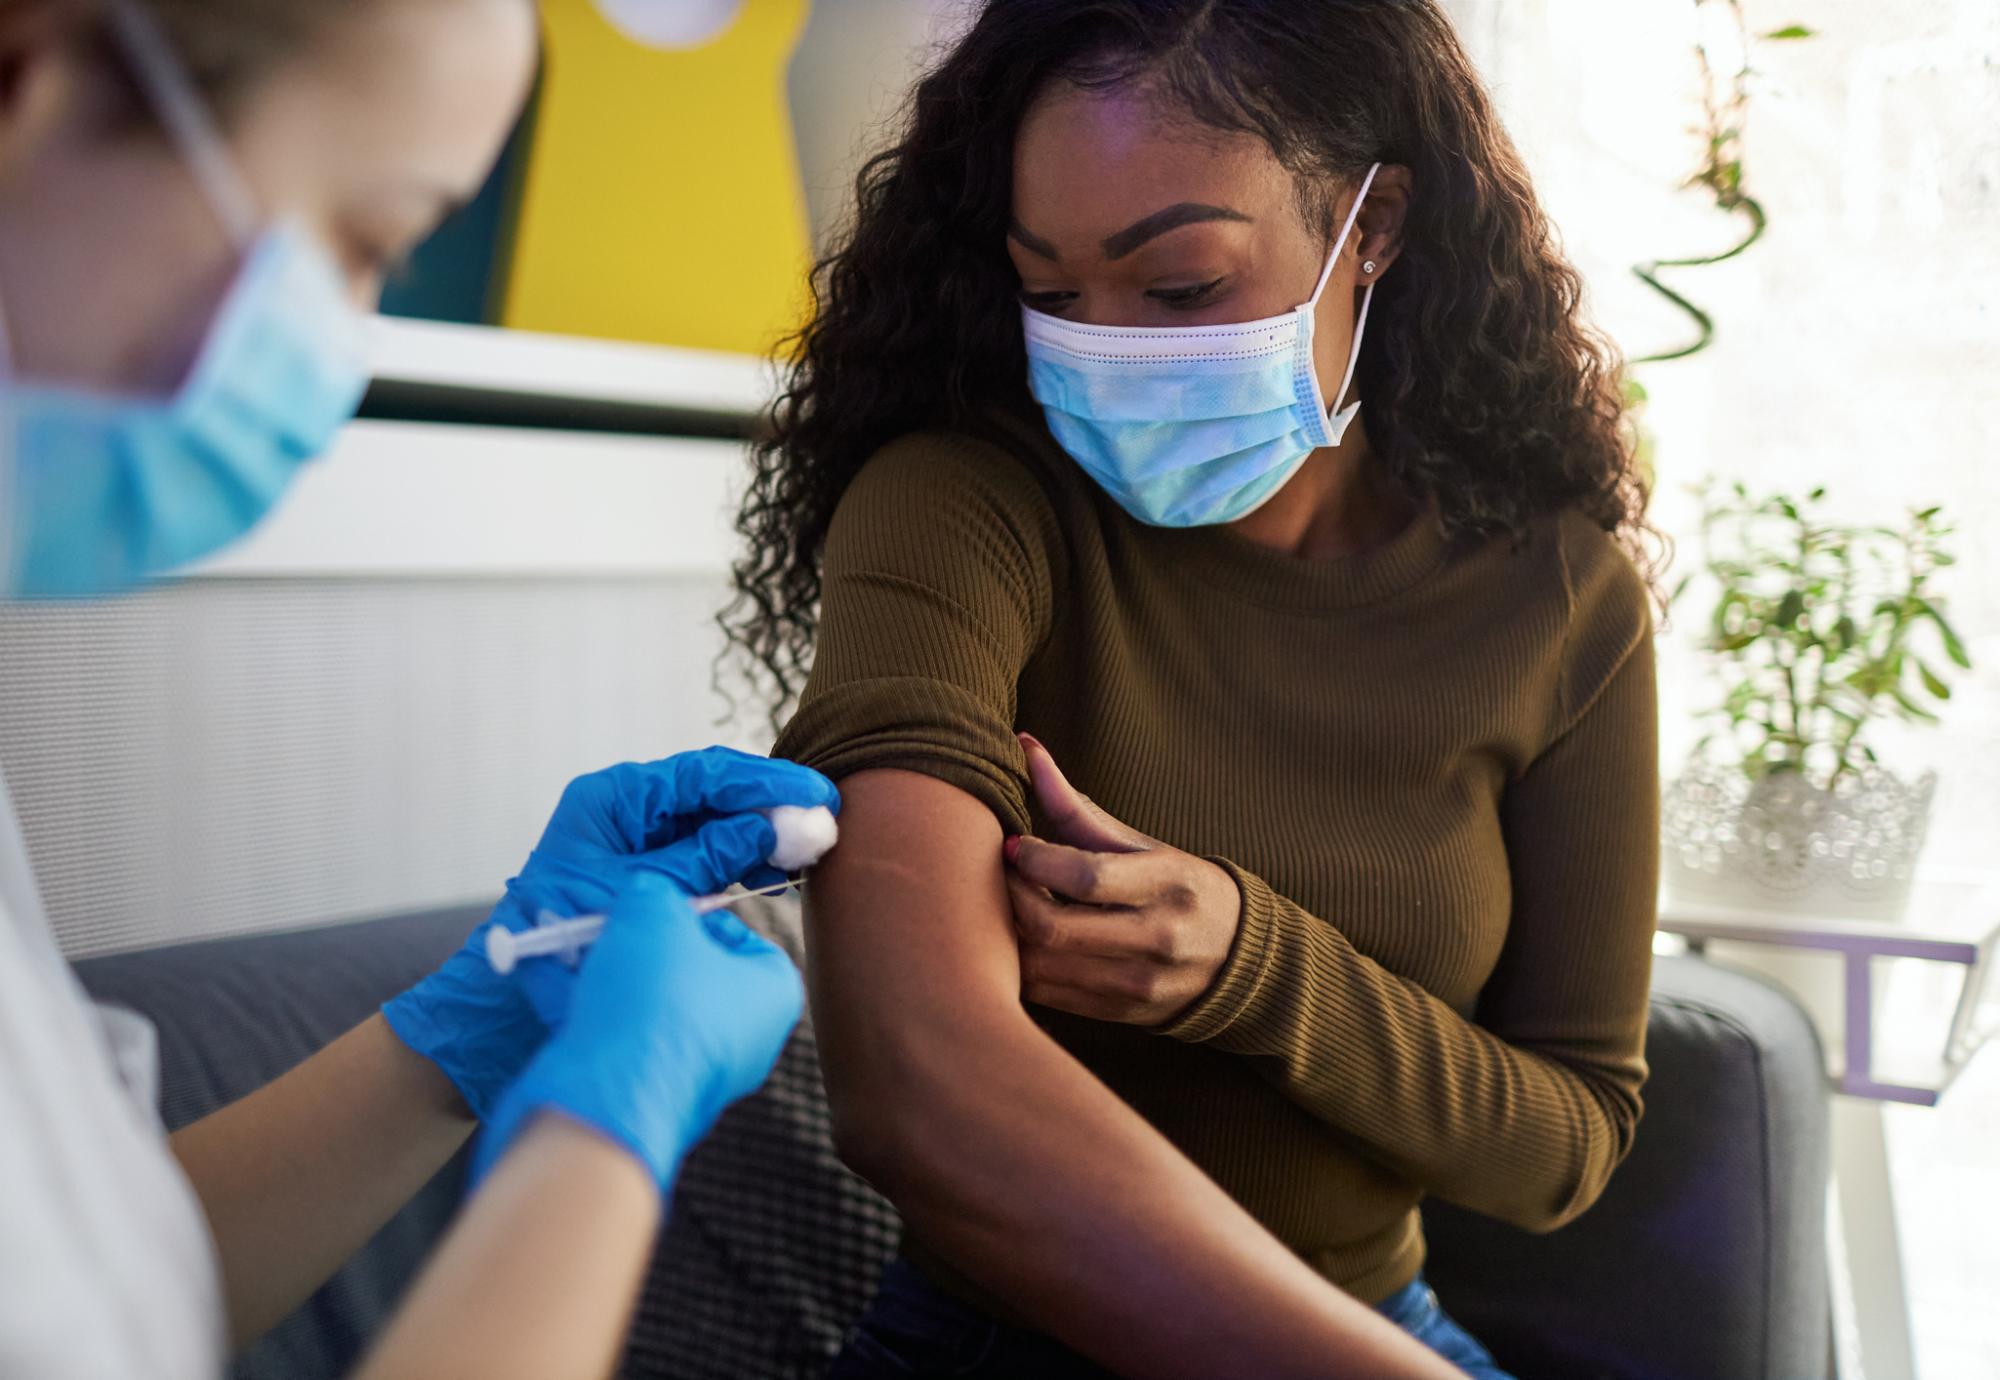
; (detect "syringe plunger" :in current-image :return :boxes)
[485,913,604,975]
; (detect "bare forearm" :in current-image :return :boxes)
[354,1115,660,1380]
[852,1017,1454,1380]
[170,1013,475,1348]
[812,772,1451,1380]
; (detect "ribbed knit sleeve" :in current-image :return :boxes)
[1158,520,1659,1231]
[773,432,1065,835]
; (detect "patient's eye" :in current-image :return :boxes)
[1018,289,1079,314]
[1146,277,1226,310]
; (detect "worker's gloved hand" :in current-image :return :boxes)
[472,870,804,1189]
[383,749,836,1119]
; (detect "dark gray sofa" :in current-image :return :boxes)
[75,903,1831,1380]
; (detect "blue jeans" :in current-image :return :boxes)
[1374,1276,1513,1379]
[825,1260,1515,1378]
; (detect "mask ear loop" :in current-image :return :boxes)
[0,307,14,591]
[103,0,261,248]
[1304,162,1383,422]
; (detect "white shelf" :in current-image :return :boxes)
[1658,870,2000,959]
[365,316,778,419]
[187,421,745,579]
[1658,869,2000,1106]
[172,322,774,579]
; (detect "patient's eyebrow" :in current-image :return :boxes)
[1101,202,1251,260]
[1008,219,1062,261]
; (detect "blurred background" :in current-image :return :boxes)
[0,1,1992,1374]
[1459,9,1998,1376]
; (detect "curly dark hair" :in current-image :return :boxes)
[725,0,1655,720]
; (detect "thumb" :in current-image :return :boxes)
[1018,733,1152,853]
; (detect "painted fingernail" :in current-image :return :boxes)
[1003,835,1023,864]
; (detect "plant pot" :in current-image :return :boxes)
[1662,753,1938,922]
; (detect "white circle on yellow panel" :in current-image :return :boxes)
[590,0,747,49]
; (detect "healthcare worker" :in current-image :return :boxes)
[0,2,837,1377]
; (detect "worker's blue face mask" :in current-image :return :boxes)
[1022,163,1381,529]
[0,0,367,598]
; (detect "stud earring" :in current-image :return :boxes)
[1363,260,1377,275]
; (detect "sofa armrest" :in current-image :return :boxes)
[1422,953,1833,1380]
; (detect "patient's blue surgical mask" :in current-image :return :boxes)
[0,0,368,598]
[1023,163,1382,528]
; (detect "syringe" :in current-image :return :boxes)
[485,878,801,975]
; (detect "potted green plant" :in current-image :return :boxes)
[1663,481,1973,919]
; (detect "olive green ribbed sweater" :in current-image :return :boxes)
[774,415,1660,1307]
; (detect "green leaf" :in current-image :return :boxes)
[1918,662,1952,700]
[1761,24,1816,39]
[1890,688,1941,723]
[1915,598,1973,669]
[1774,589,1806,629]
[1846,665,1889,699]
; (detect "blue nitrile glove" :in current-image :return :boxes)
[472,870,804,1188]
[383,749,837,1119]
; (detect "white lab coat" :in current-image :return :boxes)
[0,769,225,1378]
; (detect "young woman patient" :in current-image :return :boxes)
[732,2,1660,1375]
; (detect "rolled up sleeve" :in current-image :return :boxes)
[772,432,1065,835]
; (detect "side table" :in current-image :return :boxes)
[1656,871,2000,1380]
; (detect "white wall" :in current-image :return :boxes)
[787,0,975,245]
[1449,0,2000,871]
[0,571,742,958]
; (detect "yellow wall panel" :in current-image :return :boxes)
[503,0,813,356]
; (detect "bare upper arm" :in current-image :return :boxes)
[803,769,1030,1157]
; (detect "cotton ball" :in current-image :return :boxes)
[761,804,839,871]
